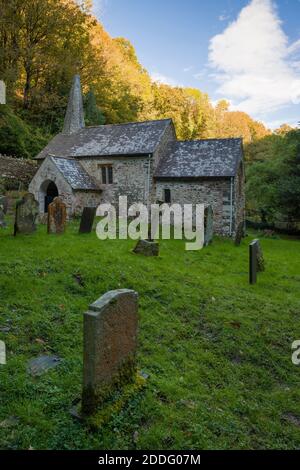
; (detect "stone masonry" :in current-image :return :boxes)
[29,75,245,236]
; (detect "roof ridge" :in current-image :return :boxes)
[177,137,242,144]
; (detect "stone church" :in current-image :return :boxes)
[29,75,245,236]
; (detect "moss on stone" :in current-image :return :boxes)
[82,371,146,430]
[81,355,137,415]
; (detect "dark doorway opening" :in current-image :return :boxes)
[44,182,58,213]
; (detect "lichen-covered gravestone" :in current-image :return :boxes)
[204,205,213,246]
[48,197,67,234]
[14,193,39,235]
[82,289,138,416]
[79,207,96,234]
[253,238,265,272]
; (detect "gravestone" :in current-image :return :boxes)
[234,221,244,246]
[253,238,265,272]
[79,207,96,234]
[14,193,39,235]
[0,80,6,104]
[27,355,61,377]
[133,239,159,256]
[204,205,213,246]
[0,341,6,365]
[82,289,138,415]
[249,239,259,284]
[48,197,67,234]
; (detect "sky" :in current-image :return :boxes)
[93,0,300,129]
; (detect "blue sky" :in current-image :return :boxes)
[93,0,300,129]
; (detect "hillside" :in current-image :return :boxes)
[0,219,300,449]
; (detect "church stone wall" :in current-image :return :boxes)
[73,191,102,216]
[155,178,233,236]
[80,156,155,208]
[233,161,245,234]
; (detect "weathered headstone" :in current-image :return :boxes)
[0,80,6,104]
[253,238,265,272]
[14,193,39,235]
[133,239,159,256]
[204,205,213,246]
[0,341,6,365]
[249,239,259,284]
[27,355,61,377]
[82,289,138,415]
[234,221,245,246]
[79,207,96,234]
[48,197,67,234]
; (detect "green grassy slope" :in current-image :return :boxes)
[0,219,300,449]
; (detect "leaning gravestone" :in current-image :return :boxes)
[234,221,244,246]
[79,207,96,234]
[48,197,67,234]
[82,289,138,416]
[14,193,39,235]
[204,205,213,246]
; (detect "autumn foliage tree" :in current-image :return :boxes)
[0,0,271,154]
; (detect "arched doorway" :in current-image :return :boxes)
[40,181,59,213]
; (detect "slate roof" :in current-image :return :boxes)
[51,157,100,190]
[36,119,172,160]
[155,138,243,178]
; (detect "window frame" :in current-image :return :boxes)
[98,164,113,185]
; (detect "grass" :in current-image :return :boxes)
[0,218,300,450]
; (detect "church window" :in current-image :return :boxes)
[98,164,113,184]
[164,188,171,203]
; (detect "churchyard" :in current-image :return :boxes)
[0,210,300,450]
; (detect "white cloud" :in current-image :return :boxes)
[209,0,300,118]
[265,118,299,130]
[219,13,230,22]
[151,72,182,87]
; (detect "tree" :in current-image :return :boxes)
[85,88,105,125]
[246,128,300,227]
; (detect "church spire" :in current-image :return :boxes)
[62,75,85,134]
